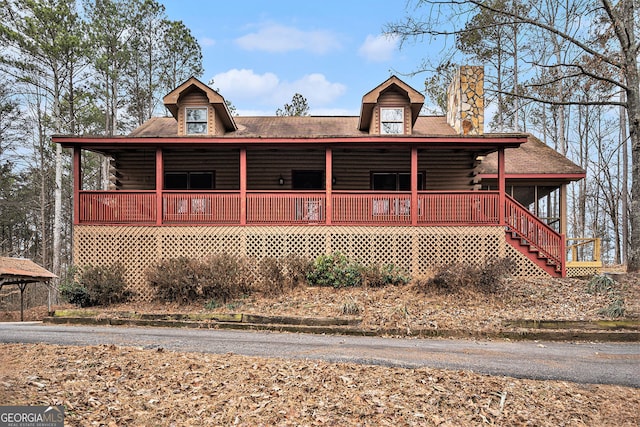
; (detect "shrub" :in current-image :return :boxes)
[200,253,256,303]
[416,258,515,294]
[80,262,129,305]
[307,252,362,288]
[477,257,516,294]
[586,274,615,295]
[61,263,130,307]
[361,263,410,288]
[258,257,285,296]
[59,281,92,307]
[282,253,313,289]
[146,257,201,304]
[340,297,361,315]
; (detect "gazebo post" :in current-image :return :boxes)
[18,282,27,322]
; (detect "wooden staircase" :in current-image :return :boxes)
[504,196,565,277]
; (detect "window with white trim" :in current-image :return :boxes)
[185,107,208,135]
[380,108,404,134]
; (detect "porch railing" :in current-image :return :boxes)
[505,196,564,267]
[78,190,505,227]
[163,192,241,224]
[566,238,601,265]
[79,191,156,223]
[247,192,325,224]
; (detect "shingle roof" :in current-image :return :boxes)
[129,115,458,138]
[478,134,585,177]
[0,257,57,281]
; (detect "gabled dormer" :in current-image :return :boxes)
[358,76,425,135]
[163,77,237,136]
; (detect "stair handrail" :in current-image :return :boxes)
[504,195,565,269]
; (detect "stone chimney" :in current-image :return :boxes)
[447,66,484,135]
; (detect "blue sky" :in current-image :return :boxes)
[161,0,439,116]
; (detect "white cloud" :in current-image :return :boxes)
[199,37,216,47]
[210,69,347,114]
[235,23,341,54]
[358,33,399,62]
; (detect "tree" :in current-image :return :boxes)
[160,20,203,95]
[0,0,88,287]
[276,93,310,116]
[388,0,640,272]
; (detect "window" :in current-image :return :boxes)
[372,172,424,191]
[380,108,404,134]
[292,170,324,190]
[164,172,214,190]
[185,107,208,135]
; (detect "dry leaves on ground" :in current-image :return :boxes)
[1,343,639,426]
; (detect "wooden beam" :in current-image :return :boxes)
[240,148,247,225]
[498,148,505,224]
[73,148,81,225]
[411,147,418,225]
[156,148,163,225]
[325,147,332,225]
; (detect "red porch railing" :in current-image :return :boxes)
[163,192,241,224]
[419,191,499,225]
[246,192,326,224]
[332,192,412,225]
[505,195,564,267]
[77,190,504,226]
[79,191,156,224]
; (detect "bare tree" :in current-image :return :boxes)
[388,0,640,271]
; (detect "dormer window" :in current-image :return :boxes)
[380,108,404,134]
[185,107,208,135]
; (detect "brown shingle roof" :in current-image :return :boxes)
[478,135,585,177]
[129,115,458,138]
[0,257,57,281]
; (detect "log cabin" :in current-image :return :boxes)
[53,66,600,300]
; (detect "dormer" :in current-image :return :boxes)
[163,77,237,136]
[358,76,425,135]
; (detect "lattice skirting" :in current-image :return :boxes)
[74,225,551,301]
[567,266,601,277]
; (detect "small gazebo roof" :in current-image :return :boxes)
[0,257,57,286]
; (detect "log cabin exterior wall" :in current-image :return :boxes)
[111,150,156,190]
[164,149,240,189]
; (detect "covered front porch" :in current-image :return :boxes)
[63,138,578,277]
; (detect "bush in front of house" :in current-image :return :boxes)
[80,262,130,305]
[147,254,257,304]
[146,257,201,304]
[60,263,130,307]
[258,254,314,296]
[59,281,92,307]
[415,257,515,294]
[199,253,255,303]
[361,262,410,288]
[306,252,363,288]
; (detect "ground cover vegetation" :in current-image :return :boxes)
[1,343,638,426]
[50,253,639,334]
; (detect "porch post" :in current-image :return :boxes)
[155,148,163,225]
[73,147,81,225]
[560,183,567,235]
[411,147,418,225]
[498,148,505,224]
[240,147,247,225]
[325,147,332,225]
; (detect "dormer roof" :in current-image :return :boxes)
[163,76,237,132]
[358,75,425,131]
